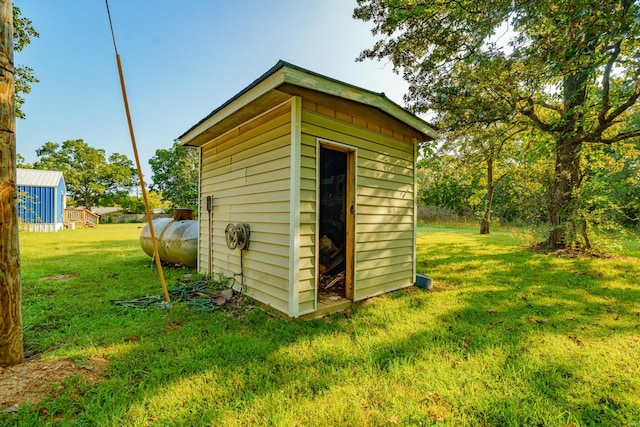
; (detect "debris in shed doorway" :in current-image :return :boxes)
[323,271,345,290]
[319,234,344,275]
[318,270,346,304]
[318,147,348,303]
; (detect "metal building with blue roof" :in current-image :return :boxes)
[17,168,66,232]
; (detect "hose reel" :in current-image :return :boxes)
[225,222,250,294]
[225,223,250,250]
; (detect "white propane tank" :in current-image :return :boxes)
[140,212,198,268]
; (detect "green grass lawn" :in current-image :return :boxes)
[3,224,640,426]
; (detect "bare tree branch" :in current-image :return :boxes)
[594,128,640,144]
[519,97,553,132]
[604,81,640,122]
[599,39,623,125]
[535,99,564,113]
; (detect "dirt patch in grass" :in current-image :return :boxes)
[0,357,109,412]
[39,274,75,281]
[1,281,251,413]
[223,291,257,319]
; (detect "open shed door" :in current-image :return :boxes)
[318,143,355,305]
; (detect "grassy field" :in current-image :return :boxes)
[2,223,639,426]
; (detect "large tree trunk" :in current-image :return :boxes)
[547,67,590,251]
[548,137,582,250]
[0,0,23,366]
[480,157,494,235]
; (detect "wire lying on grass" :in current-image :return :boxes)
[110,281,226,311]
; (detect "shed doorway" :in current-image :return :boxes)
[318,143,355,307]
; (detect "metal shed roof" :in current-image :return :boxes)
[17,168,64,187]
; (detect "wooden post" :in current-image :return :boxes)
[0,0,24,366]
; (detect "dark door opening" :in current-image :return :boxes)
[318,145,354,304]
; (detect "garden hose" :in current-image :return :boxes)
[110,281,225,311]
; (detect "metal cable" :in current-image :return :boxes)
[104,0,118,54]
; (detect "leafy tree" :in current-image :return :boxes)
[355,0,640,249]
[16,153,31,168]
[441,122,527,234]
[13,6,38,119]
[577,141,640,245]
[418,128,562,230]
[417,149,480,217]
[145,190,169,213]
[149,140,198,210]
[497,136,555,226]
[102,152,138,201]
[123,190,167,214]
[104,191,167,214]
[33,139,137,210]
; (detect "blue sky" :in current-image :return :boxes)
[14,0,409,181]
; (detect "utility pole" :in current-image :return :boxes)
[0,0,23,366]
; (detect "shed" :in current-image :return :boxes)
[17,168,66,232]
[180,61,437,318]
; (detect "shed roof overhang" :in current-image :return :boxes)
[179,61,437,147]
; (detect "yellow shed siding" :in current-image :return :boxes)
[301,105,416,302]
[185,64,437,318]
[297,132,318,315]
[196,89,421,316]
[199,101,293,313]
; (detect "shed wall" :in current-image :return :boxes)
[300,94,418,303]
[199,101,293,314]
[18,183,64,231]
[297,134,318,315]
[18,185,54,223]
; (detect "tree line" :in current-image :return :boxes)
[417,128,640,241]
[355,0,640,249]
[18,139,198,213]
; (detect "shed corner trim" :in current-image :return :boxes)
[288,96,303,318]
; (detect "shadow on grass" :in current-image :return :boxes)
[5,227,640,425]
[408,228,640,424]
[417,231,640,334]
[13,238,356,424]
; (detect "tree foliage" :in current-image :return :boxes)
[106,191,167,215]
[33,139,137,210]
[16,153,30,168]
[13,6,38,119]
[440,122,528,234]
[149,140,198,210]
[355,0,640,249]
[418,129,557,228]
[417,150,479,217]
[577,141,640,241]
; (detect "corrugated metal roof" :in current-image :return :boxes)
[17,168,64,187]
